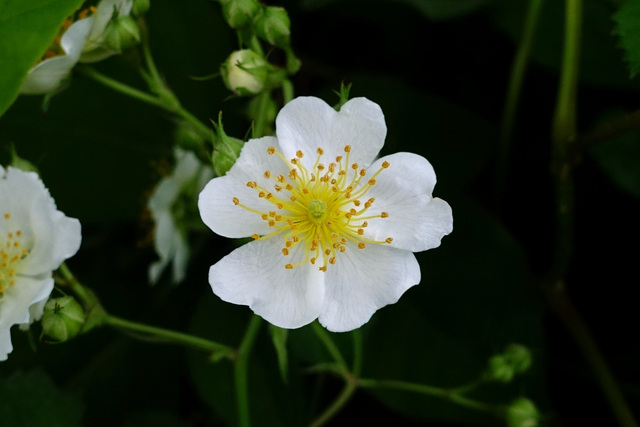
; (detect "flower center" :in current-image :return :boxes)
[0,213,30,297]
[232,145,393,272]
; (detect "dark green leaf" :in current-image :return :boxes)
[0,0,84,116]
[613,0,640,77]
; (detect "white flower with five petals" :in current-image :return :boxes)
[0,166,82,361]
[198,96,453,332]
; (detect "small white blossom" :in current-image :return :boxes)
[20,0,134,95]
[148,149,213,284]
[198,96,453,332]
[0,166,82,361]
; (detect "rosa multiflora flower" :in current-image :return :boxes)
[0,166,82,361]
[199,96,453,332]
[148,149,213,284]
[20,0,134,95]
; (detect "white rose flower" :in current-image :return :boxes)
[148,149,214,284]
[0,166,82,361]
[198,96,453,332]
[20,0,134,95]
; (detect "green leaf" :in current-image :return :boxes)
[0,369,84,426]
[613,0,640,77]
[0,0,85,117]
[269,324,289,383]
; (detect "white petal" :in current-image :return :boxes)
[209,238,325,329]
[148,210,177,284]
[319,244,420,332]
[361,152,453,252]
[199,136,290,238]
[276,97,386,169]
[0,327,12,361]
[0,276,54,359]
[20,18,92,95]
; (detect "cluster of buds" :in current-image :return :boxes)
[217,0,299,96]
[484,343,533,383]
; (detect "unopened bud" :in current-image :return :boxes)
[211,113,243,176]
[221,49,268,95]
[253,6,291,48]
[506,397,539,427]
[105,16,141,53]
[485,344,533,382]
[9,145,38,173]
[132,0,150,16]
[221,0,260,29]
[41,296,85,343]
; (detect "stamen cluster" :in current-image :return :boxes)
[233,145,393,271]
[0,213,29,297]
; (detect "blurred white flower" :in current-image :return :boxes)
[199,96,453,332]
[0,166,82,361]
[20,0,134,95]
[148,149,213,284]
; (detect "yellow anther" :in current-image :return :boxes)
[251,234,260,240]
[359,169,367,177]
[385,237,393,243]
[247,181,257,188]
[382,161,390,168]
[233,197,240,205]
[317,148,324,155]
[352,163,359,170]
[296,150,304,158]
[258,192,266,198]
[381,212,389,218]
[344,145,351,153]
[368,179,376,185]
[264,170,271,178]
[285,264,293,269]
[267,147,276,154]
[357,229,364,235]
[282,248,289,256]
[358,242,366,249]
[3,213,10,220]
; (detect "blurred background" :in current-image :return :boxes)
[1,0,639,425]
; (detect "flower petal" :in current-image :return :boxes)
[209,238,325,329]
[276,97,386,169]
[0,276,54,360]
[362,152,453,252]
[319,244,420,332]
[20,18,92,95]
[199,136,290,238]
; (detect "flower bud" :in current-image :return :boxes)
[211,113,243,176]
[504,344,533,374]
[485,344,533,382]
[132,0,150,16]
[221,50,268,95]
[41,296,85,343]
[104,15,141,53]
[221,0,261,29]
[253,6,291,48]
[506,397,539,427]
[9,146,39,173]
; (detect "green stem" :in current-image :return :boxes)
[252,91,271,139]
[351,329,362,377]
[573,108,640,155]
[104,315,234,358]
[58,263,99,309]
[77,65,165,110]
[547,3,638,426]
[234,315,262,427]
[496,0,543,202]
[311,322,348,371]
[358,379,502,416]
[308,379,358,427]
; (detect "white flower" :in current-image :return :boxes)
[20,0,133,95]
[148,149,214,284]
[0,166,82,361]
[198,96,453,332]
